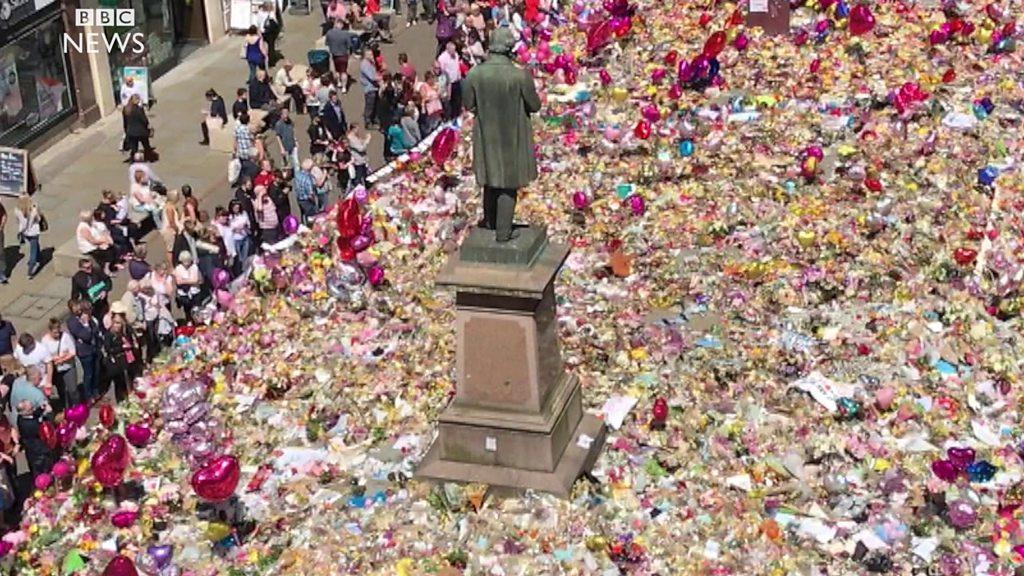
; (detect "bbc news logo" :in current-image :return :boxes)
[61,9,145,54]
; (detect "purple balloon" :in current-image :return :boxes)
[282,214,299,236]
[352,186,369,205]
[148,545,174,569]
[211,268,231,290]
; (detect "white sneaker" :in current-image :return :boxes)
[406,21,412,27]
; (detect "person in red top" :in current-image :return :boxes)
[524,0,540,23]
[398,53,417,83]
[253,158,277,190]
[365,0,379,14]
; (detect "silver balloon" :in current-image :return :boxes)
[875,197,893,216]
[135,552,161,576]
[160,566,181,576]
[184,402,211,424]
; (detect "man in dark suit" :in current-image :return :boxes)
[199,88,228,146]
[321,89,347,140]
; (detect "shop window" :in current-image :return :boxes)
[0,17,76,147]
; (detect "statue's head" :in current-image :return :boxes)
[488,27,516,56]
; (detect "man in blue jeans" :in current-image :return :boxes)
[294,159,318,224]
[359,48,380,128]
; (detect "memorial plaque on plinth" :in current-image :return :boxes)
[745,0,790,35]
[416,226,607,497]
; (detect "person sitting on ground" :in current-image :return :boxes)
[90,208,126,270]
[249,68,276,112]
[129,169,165,229]
[76,210,118,274]
[273,60,307,114]
[98,189,133,251]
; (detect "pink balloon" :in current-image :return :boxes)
[368,265,385,287]
[430,127,458,166]
[125,423,152,447]
[51,459,73,479]
[191,455,240,502]
[641,104,660,123]
[56,420,78,449]
[212,268,231,290]
[929,28,948,45]
[733,33,749,50]
[627,194,646,216]
[351,235,372,252]
[598,69,612,86]
[282,214,299,236]
[848,4,875,35]
[650,68,666,84]
[91,434,130,488]
[34,473,52,490]
[572,191,590,210]
[111,510,138,528]
[65,403,89,426]
[668,84,683,100]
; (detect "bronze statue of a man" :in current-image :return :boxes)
[462,27,542,243]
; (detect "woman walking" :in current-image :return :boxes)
[14,193,43,278]
[123,94,156,162]
[243,25,268,83]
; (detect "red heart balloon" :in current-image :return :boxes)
[335,198,361,241]
[663,50,678,66]
[953,247,978,266]
[586,19,613,53]
[633,120,651,140]
[125,423,152,447]
[430,127,458,166]
[651,397,669,425]
[702,31,727,58]
[191,455,241,502]
[91,434,130,488]
[102,555,139,576]
[848,4,875,35]
[99,404,116,429]
[40,421,57,450]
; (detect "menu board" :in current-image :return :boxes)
[0,146,30,197]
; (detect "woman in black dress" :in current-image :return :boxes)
[102,315,140,404]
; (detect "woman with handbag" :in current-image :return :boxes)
[14,193,43,278]
[122,94,157,163]
[40,318,79,411]
[102,314,139,403]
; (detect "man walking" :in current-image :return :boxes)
[325,20,355,93]
[359,48,380,128]
[274,108,300,168]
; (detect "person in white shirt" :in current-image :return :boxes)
[435,42,463,119]
[128,152,160,189]
[228,200,252,268]
[130,169,165,229]
[119,75,145,106]
[40,318,78,409]
[14,333,53,393]
[76,210,117,273]
[173,251,203,324]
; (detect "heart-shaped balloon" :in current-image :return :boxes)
[931,459,959,482]
[948,446,976,470]
[367,265,386,287]
[92,434,130,488]
[148,545,173,569]
[586,19,613,53]
[848,4,875,35]
[633,120,651,140]
[102,555,139,576]
[572,191,590,210]
[65,404,89,426]
[56,420,78,450]
[702,31,727,58]
[191,455,240,502]
[598,69,612,86]
[39,421,57,450]
[430,127,458,166]
[99,404,116,429]
[125,423,152,447]
[111,510,138,528]
[953,247,978,266]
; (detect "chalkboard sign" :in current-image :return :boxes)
[0,147,30,197]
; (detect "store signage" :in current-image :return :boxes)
[61,8,145,54]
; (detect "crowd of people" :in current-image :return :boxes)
[0,0,543,534]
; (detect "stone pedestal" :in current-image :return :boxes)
[417,226,606,497]
[745,0,790,35]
